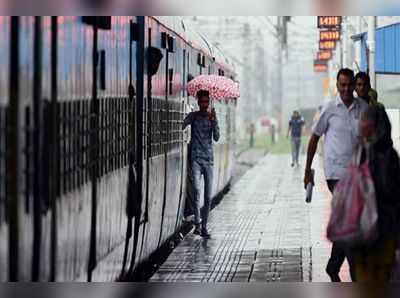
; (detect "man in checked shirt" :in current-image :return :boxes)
[183,90,220,238]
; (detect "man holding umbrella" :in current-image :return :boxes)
[183,90,220,238]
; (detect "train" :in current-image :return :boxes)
[0,16,237,281]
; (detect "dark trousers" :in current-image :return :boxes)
[326,179,357,282]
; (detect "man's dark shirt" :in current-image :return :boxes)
[289,116,305,138]
[183,111,220,164]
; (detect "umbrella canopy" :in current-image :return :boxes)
[259,116,271,127]
[187,75,240,100]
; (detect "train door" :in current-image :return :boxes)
[136,18,167,265]
[18,16,36,281]
[3,16,46,282]
[183,49,201,219]
[5,16,37,281]
[4,16,60,282]
[174,46,189,230]
[156,28,170,247]
[119,16,140,280]
[125,17,147,276]
[38,16,57,282]
[0,16,11,282]
[90,16,136,281]
[46,16,95,281]
[32,16,52,282]
[159,32,185,245]
[183,49,194,219]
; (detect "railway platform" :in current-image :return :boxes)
[150,154,351,282]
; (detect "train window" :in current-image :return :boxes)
[201,56,206,67]
[150,97,167,157]
[197,53,201,66]
[99,50,106,90]
[59,99,122,195]
[147,47,163,76]
[81,16,111,30]
[167,35,175,53]
[130,20,139,42]
[161,32,168,49]
[161,99,185,153]
[168,68,174,82]
[96,98,133,179]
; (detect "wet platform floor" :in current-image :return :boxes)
[150,154,351,282]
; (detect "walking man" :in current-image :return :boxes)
[249,123,255,148]
[287,110,305,167]
[304,68,368,281]
[183,90,220,238]
[355,71,383,107]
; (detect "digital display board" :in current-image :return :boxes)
[317,51,333,60]
[314,64,328,72]
[319,40,336,50]
[319,30,341,41]
[317,16,342,28]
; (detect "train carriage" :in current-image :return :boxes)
[0,16,237,281]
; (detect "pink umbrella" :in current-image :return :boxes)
[187,75,240,100]
[259,116,271,127]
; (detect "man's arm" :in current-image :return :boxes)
[287,122,291,138]
[182,112,194,129]
[209,109,220,142]
[304,133,320,188]
[304,103,329,188]
[212,120,220,142]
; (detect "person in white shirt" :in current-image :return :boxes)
[303,68,368,282]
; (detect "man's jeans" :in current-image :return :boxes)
[192,160,213,229]
[291,137,301,164]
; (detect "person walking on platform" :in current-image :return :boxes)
[287,110,305,167]
[355,72,383,108]
[271,124,276,145]
[351,105,400,282]
[304,68,368,282]
[183,90,220,238]
[248,123,255,148]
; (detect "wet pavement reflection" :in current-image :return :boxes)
[150,154,351,282]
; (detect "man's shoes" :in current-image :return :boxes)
[201,228,211,238]
[327,273,341,282]
[193,225,201,235]
[291,163,294,167]
[326,268,341,282]
[183,215,194,224]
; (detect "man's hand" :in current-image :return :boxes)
[303,134,320,189]
[304,168,314,189]
[208,108,217,122]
